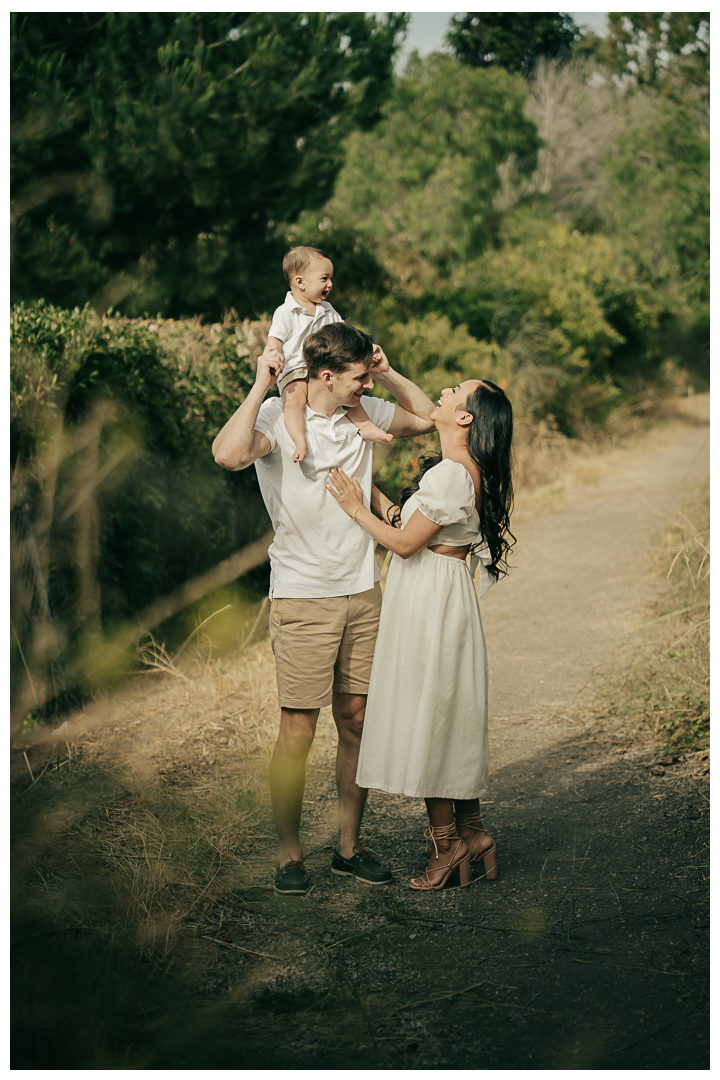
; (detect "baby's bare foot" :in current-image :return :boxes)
[358,422,393,444]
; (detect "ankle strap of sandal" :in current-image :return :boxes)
[456,811,485,829]
[423,822,460,862]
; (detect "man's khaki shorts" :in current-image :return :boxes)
[269,585,382,710]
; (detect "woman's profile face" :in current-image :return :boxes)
[431,379,482,423]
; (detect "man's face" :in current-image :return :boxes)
[328,361,374,407]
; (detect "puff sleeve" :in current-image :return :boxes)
[413,460,476,527]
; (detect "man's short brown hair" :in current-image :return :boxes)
[282,245,330,285]
[303,323,373,379]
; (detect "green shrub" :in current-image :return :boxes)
[11,301,269,718]
[404,207,675,435]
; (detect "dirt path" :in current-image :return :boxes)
[210,400,709,1071]
[483,394,709,766]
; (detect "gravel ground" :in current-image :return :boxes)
[183,728,709,1071]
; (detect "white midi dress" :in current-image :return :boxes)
[356,458,495,800]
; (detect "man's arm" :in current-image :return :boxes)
[370,347,437,438]
[212,351,280,471]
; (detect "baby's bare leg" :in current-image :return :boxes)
[282,379,309,463]
[345,403,393,443]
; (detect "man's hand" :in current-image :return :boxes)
[256,347,284,393]
[369,347,437,436]
[371,344,390,375]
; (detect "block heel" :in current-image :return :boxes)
[456,811,498,880]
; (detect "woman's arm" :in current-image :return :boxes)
[370,346,437,426]
[370,483,398,525]
[328,470,440,558]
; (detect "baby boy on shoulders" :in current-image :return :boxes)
[265,245,392,462]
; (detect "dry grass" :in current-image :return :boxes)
[12,620,356,1067]
[12,633,280,960]
[592,478,709,754]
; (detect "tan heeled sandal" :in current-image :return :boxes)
[409,822,471,891]
[455,811,498,880]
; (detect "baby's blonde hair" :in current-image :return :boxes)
[283,245,330,285]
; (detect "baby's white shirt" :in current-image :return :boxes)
[267,292,344,374]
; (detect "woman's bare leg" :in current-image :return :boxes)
[454,797,494,861]
[409,797,468,888]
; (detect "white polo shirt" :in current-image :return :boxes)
[267,292,344,375]
[254,394,396,598]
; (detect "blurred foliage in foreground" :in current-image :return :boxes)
[10,302,272,728]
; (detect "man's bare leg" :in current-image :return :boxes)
[269,707,319,866]
[332,691,369,858]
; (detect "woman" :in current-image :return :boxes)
[327,378,514,891]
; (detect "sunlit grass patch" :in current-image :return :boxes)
[12,635,281,970]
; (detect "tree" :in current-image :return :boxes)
[314,55,541,295]
[494,58,624,226]
[10,12,407,319]
[447,12,579,75]
[578,13,710,94]
[600,93,709,295]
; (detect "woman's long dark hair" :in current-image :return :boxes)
[391,380,515,580]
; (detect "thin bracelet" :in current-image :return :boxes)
[351,506,362,521]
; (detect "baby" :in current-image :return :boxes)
[266,245,393,462]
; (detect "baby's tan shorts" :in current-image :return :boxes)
[277,364,308,395]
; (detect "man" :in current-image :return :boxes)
[212,322,435,894]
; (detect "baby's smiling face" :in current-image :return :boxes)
[295,256,334,306]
